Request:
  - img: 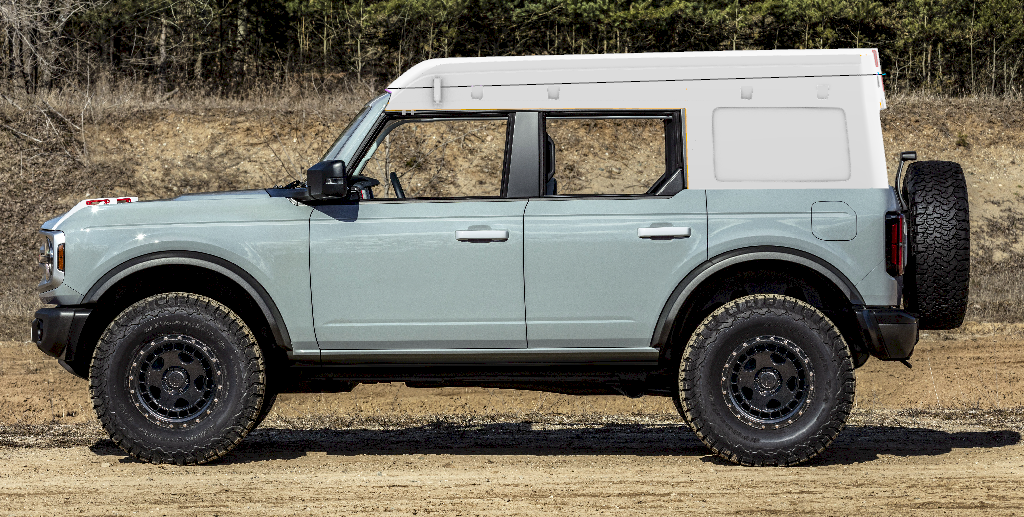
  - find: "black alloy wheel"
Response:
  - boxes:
[131,334,220,425]
[722,335,812,429]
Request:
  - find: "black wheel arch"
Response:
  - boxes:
[62,251,292,379]
[651,246,866,368]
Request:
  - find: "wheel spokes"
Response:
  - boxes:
[131,335,218,422]
[724,335,812,425]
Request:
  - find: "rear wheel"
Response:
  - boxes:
[90,293,266,465]
[678,294,855,466]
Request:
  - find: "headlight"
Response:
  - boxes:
[38,236,53,282]
[37,230,65,292]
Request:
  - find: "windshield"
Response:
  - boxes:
[320,92,390,166]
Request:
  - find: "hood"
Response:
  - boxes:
[43,190,276,231]
[173,189,271,201]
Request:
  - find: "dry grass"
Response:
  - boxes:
[969,195,1024,321]
[2,89,1024,339]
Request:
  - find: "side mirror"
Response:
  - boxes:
[306,160,348,199]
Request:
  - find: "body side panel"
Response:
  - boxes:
[309,200,529,350]
[706,188,898,307]
[523,191,708,348]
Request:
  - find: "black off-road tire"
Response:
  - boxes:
[252,389,278,429]
[902,160,970,330]
[90,293,266,465]
[678,294,855,466]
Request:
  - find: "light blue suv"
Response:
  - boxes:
[31,51,970,466]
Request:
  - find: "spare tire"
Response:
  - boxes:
[902,160,970,330]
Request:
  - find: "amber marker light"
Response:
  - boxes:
[56,243,65,272]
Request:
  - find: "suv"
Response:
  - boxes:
[31,49,970,466]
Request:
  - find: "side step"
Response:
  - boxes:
[315,347,660,367]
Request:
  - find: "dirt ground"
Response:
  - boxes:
[2,323,1024,515]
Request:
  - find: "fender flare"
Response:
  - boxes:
[650,246,865,348]
[83,251,292,350]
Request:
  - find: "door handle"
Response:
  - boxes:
[456,230,509,242]
[638,226,691,239]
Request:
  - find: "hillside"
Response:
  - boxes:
[2,93,1023,338]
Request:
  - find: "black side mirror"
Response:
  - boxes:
[306,160,348,199]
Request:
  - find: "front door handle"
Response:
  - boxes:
[456,230,509,242]
[638,226,691,239]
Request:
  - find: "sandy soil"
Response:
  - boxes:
[2,325,1024,515]
[1,414,1022,516]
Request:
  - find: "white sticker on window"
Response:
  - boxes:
[713,107,851,182]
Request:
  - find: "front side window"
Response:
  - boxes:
[543,113,683,196]
[353,117,510,199]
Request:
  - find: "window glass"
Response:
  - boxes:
[321,93,390,164]
[544,117,668,195]
[713,107,851,181]
[356,118,508,199]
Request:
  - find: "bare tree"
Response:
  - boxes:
[0,0,108,93]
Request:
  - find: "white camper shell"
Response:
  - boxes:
[385,49,889,190]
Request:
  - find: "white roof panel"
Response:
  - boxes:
[386,49,878,90]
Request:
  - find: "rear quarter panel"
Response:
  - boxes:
[706,188,899,307]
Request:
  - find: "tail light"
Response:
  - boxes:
[885,212,907,276]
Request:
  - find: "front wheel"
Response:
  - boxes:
[90,293,266,465]
[678,294,855,466]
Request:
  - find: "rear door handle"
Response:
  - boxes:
[638,226,691,239]
[456,230,509,242]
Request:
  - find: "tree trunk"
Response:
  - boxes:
[159,17,168,91]
[237,4,248,78]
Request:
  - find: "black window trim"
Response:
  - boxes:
[537,109,686,199]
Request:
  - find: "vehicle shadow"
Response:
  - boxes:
[813,425,1021,466]
[87,422,1021,466]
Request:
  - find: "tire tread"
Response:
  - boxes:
[903,160,970,330]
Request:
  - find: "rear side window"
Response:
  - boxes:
[542,113,684,196]
[712,107,851,182]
